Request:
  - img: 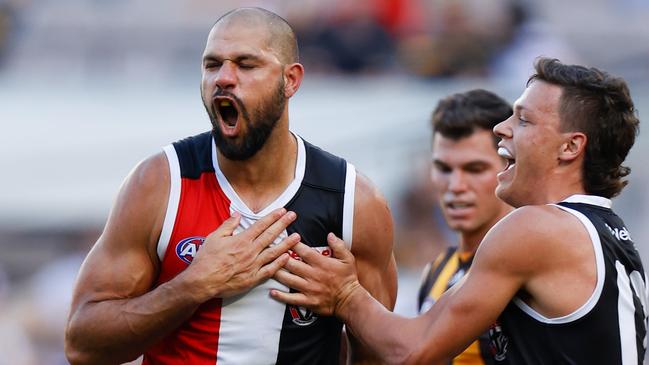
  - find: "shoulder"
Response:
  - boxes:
[475,204,587,275]
[120,152,169,201]
[103,152,170,256]
[351,172,393,255]
[353,172,391,232]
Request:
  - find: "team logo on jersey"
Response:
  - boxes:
[175,236,206,264]
[488,321,508,361]
[289,305,318,326]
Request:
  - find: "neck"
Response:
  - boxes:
[217,120,298,213]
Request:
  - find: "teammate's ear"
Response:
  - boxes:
[283,63,304,98]
[558,132,587,162]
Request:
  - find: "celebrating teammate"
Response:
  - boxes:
[273,58,646,364]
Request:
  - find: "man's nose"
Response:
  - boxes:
[448,170,468,193]
[214,61,237,90]
[493,116,512,139]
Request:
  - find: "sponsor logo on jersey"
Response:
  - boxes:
[288,246,332,261]
[175,236,206,264]
[605,223,632,241]
[289,305,318,326]
[488,321,508,361]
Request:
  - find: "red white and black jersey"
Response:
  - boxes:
[495,195,648,364]
[142,131,356,365]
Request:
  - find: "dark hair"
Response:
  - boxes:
[529,57,640,198]
[431,89,512,147]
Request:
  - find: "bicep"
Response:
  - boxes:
[70,153,169,311]
[350,173,397,310]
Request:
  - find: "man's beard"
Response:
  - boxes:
[204,77,286,161]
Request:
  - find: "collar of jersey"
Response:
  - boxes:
[211,131,306,219]
[561,194,612,209]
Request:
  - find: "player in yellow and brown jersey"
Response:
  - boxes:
[417,89,513,364]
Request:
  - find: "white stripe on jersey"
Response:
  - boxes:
[616,260,637,365]
[217,210,288,365]
[157,145,182,261]
[342,162,356,249]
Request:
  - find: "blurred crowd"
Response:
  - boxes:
[0,0,584,82]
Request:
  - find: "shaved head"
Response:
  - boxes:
[213,7,299,64]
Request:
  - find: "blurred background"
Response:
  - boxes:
[0,0,647,364]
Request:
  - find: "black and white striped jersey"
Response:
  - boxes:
[495,195,647,365]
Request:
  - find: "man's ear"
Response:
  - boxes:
[559,132,587,162]
[283,63,304,98]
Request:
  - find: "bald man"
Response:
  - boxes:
[64,7,396,365]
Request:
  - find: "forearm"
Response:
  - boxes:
[65,277,202,365]
[338,287,426,365]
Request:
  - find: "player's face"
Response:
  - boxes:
[493,80,565,207]
[200,22,287,160]
[431,130,510,235]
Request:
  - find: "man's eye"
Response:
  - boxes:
[435,165,451,173]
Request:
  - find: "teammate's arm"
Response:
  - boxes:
[346,173,398,364]
[273,207,550,364]
[65,153,300,365]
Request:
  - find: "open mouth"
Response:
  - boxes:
[215,98,240,127]
[446,202,474,209]
[497,147,516,171]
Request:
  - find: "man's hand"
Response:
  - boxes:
[271,233,362,317]
[181,208,301,301]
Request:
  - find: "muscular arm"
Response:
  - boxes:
[346,174,398,364]
[272,206,590,364]
[65,153,300,365]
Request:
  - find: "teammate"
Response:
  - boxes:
[272,58,647,364]
[418,89,513,364]
[64,7,396,365]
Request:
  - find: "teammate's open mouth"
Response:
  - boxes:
[497,147,515,171]
[447,202,474,209]
[216,98,239,127]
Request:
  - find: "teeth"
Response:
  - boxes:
[497,147,513,159]
[220,100,231,107]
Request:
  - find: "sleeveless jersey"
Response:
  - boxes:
[495,194,648,364]
[418,247,506,365]
[141,131,357,365]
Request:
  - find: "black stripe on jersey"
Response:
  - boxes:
[171,131,214,179]
[418,247,457,311]
[276,140,347,365]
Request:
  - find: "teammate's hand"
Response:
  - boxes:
[180,208,300,302]
[271,233,361,317]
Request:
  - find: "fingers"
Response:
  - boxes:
[257,233,300,264]
[212,212,242,237]
[257,253,291,281]
[239,208,289,241]
[273,267,309,290]
[291,242,325,264]
[252,211,297,250]
[269,289,310,307]
[327,233,353,261]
